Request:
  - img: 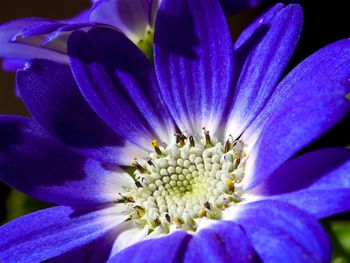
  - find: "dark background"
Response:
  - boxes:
[0,0,349,222]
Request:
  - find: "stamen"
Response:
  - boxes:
[154,218,161,226]
[133,159,145,173]
[165,213,171,223]
[234,152,241,169]
[224,138,231,153]
[152,139,163,155]
[175,217,183,227]
[189,136,195,147]
[175,133,187,147]
[175,133,181,144]
[147,159,156,167]
[204,202,211,210]
[135,181,143,188]
[134,205,145,217]
[226,179,235,191]
[202,127,213,146]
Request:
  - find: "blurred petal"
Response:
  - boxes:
[68,28,174,149]
[0,205,129,262]
[219,0,271,14]
[13,21,64,38]
[154,0,233,135]
[254,148,350,218]
[226,4,303,139]
[0,19,67,65]
[17,59,146,165]
[2,58,26,71]
[242,80,350,190]
[0,115,135,206]
[227,200,331,262]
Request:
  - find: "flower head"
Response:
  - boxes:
[0,0,350,262]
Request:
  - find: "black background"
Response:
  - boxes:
[0,0,349,222]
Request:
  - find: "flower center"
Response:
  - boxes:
[136,27,154,61]
[120,131,246,233]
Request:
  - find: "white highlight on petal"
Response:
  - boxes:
[89,0,151,43]
[111,222,148,254]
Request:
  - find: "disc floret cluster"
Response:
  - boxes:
[120,130,246,233]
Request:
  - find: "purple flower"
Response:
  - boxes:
[0,0,157,72]
[0,0,350,262]
[0,0,273,72]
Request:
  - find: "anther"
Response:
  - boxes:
[224,138,231,153]
[226,179,235,190]
[199,209,207,217]
[189,136,195,147]
[204,202,211,210]
[135,180,143,188]
[175,217,183,227]
[133,159,145,173]
[175,133,181,144]
[175,133,187,147]
[165,213,171,223]
[117,193,134,203]
[134,205,145,217]
[116,192,127,202]
[203,127,213,146]
[147,159,156,167]
[234,152,241,169]
[152,139,163,155]
[154,218,161,226]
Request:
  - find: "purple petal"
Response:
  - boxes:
[243,39,350,147]
[154,0,233,136]
[233,3,284,51]
[0,19,67,64]
[68,28,174,149]
[185,220,259,262]
[254,148,350,218]
[242,80,350,190]
[230,200,331,262]
[41,23,99,53]
[2,58,26,71]
[226,4,303,139]
[17,59,146,165]
[89,0,151,42]
[272,190,350,220]
[109,231,190,262]
[50,228,122,262]
[0,205,129,262]
[14,21,64,38]
[0,115,135,206]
